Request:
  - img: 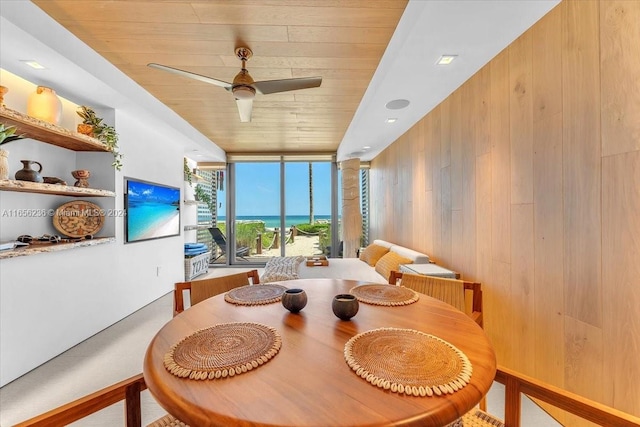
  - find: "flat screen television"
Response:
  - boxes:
[124,177,181,243]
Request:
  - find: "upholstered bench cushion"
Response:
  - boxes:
[298,258,388,283]
[388,245,430,264]
[259,241,431,284]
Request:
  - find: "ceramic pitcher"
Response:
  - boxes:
[15,160,44,183]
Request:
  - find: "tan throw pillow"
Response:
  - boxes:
[375,251,413,281]
[359,244,390,266]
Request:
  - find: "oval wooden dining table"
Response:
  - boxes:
[144,278,496,427]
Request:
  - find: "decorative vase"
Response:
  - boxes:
[77,124,94,136]
[0,149,9,180]
[15,160,43,183]
[332,294,359,320]
[281,288,307,313]
[27,86,62,125]
[71,169,90,187]
[0,85,7,107]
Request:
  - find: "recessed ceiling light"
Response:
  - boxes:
[21,60,46,69]
[386,118,398,123]
[437,55,457,65]
[385,99,410,110]
[362,146,371,150]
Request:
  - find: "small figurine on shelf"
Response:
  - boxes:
[71,169,90,187]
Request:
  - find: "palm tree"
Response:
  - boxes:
[308,162,314,224]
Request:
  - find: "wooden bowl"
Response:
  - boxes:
[71,169,90,179]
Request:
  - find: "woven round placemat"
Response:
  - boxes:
[164,322,281,380]
[344,327,472,396]
[224,284,288,305]
[349,284,419,306]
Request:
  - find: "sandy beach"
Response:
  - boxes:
[259,234,324,257]
[136,211,180,240]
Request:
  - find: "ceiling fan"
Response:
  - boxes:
[148,47,322,123]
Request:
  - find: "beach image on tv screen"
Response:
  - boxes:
[127,180,180,242]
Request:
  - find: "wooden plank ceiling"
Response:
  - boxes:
[32,0,408,155]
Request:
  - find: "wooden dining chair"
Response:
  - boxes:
[148,414,188,426]
[457,409,504,426]
[389,271,483,327]
[173,270,260,316]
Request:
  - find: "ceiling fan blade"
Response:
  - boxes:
[253,77,322,95]
[236,98,253,123]
[147,63,232,90]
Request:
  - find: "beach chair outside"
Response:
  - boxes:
[208,227,250,262]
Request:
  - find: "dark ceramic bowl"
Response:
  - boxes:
[281,288,308,313]
[332,294,359,320]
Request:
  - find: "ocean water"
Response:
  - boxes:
[218,215,332,229]
[127,202,180,241]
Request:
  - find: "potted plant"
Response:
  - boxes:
[76,106,100,136]
[76,106,123,170]
[0,123,25,180]
[194,184,215,213]
[184,158,193,186]
[0,123,24,145]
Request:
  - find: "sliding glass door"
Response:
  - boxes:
[283,162,332,258]
[222,156,337,265]
[231,162,281,263]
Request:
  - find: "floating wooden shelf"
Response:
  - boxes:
[0,108,116,260]
[0,106,109,152]
[0,237,115,260]
[0,180,115,197]
[183,200,201,206]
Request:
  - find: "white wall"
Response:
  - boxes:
[0,50,185,388]
[0,89,185,386]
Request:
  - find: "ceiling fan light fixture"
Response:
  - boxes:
[233,85,256,100]
[150,46,321,122]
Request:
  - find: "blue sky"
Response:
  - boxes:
[219,162,333,217]
[128,179,180,204]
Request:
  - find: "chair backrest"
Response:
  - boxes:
[209,227,228,247]
[174,270,260,316]
[17,366,640,427]
[389,271,483,327]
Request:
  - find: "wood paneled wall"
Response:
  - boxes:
[369,1,640,423]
